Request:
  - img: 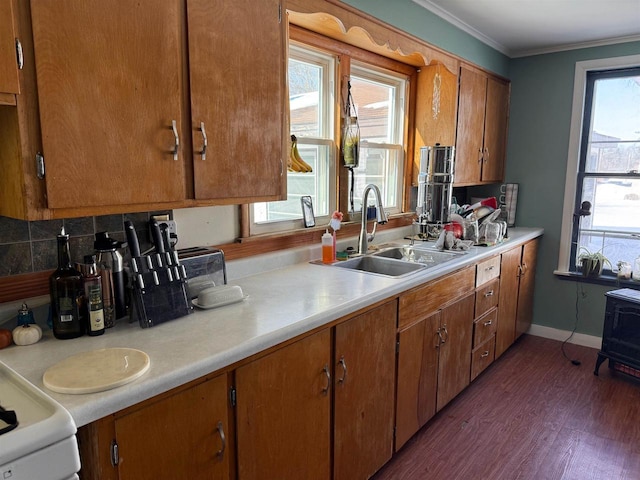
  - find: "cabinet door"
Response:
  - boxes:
[235,329,331,480]
[0,0,20,95]
[187,0,286,202]
[413,63,458,182]
[481,76,509,182]
[516,238,539,338]
[114,374,231,480]
[496,246,521,358]
[436,292,475,411]
[30,0,187,209]
[454,66,486,185]
[334,301,396,479]
[395,310,440,451]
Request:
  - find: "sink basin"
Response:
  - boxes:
[332,255,426,278]
[372,245,465,268]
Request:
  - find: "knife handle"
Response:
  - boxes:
[149,219,166,254]
[124,221,142,258]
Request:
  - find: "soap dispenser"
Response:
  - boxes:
[322,230,334,264]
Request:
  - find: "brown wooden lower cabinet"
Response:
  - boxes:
[78,373,233,480]
[235,328,332,480]
[334,300,397,480]
[395,291,475,450]
[235,300,397,480]
[496,238,539,358]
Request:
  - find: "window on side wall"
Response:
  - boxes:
[565,65,640,274]
[347,63,407,215]
[250,43,336,235]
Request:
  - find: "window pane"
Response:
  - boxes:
[586,75,640,173]
[254,143,331,223]
[580,177,640,234]
[349,76,394,143]
[289,58,321,137]
[351,146,400,211]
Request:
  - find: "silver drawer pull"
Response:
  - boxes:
[170,120,179,160]
[215,421,226,459]
[483,320,493,326]
[337,356,347,384]
[485,265,494,271]
[484,290,494,297]
[198,121,208,160]
[481,351,490,358]
[321,364,331,395]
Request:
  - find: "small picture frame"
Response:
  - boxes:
[301,195,315,228]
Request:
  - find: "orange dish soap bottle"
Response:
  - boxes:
[322,229,334,264]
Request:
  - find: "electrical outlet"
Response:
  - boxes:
[150,215,178,245]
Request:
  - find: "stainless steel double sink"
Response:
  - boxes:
[328,243,466,278]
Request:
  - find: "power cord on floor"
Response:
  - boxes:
[561,282,585,366]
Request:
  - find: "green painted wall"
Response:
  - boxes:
[341,0,510,76]
[506,42,640,336]
[344,0,640,337]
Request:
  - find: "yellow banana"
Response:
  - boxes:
[290,135,313,173]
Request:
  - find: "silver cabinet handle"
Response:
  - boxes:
[478,148,483,163]
[481,351,490,358]
[215,421,226,459]
[484,147,489,163]
[337,356,347,384]
[486,265,494,271]
[321,364,331,395]
[440,325,449,344]
[198,121,208,161]
[484,290,494,297]
[170,120,179,160]
[15,38,24,69]
[483,320,493,327]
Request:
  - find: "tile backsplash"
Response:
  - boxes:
[0,212,167,277]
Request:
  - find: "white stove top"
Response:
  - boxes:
[0,361,79,479]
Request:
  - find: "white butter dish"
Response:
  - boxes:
[193,285,247,309]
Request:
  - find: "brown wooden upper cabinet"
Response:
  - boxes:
[187,0,287,202]
[0,0,20,98]
[454,65,510,186]
[7,0,286,215]
[412,62,459,183]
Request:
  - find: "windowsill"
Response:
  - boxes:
[554,270,640,290]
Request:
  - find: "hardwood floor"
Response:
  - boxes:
[373,334,640,480]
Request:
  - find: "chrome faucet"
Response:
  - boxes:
[358,184,388,255]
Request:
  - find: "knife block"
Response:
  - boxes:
[129,253,193,328]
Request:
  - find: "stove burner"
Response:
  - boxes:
[0,405,18,436]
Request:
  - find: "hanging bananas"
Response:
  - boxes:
[288,134,313,173]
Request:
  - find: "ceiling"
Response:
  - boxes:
[413,0,640,58]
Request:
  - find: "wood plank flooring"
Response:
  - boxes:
[373,334,640,480]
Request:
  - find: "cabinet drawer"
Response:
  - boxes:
[473,307,497,347]
[399,266,475,329]
[471,335,496,381]
[476,256,500,287]
[475,278,499,317]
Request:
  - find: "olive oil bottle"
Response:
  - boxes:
[50,227,85,339]
[82,255,105,336]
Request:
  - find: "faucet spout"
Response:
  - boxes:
[358,184,387,255]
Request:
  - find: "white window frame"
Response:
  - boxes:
[250,43,336,235]
[557,53,640,273]
[348,62,408,214]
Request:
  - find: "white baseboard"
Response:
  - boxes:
[527,324,602,349]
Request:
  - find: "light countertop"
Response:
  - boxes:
[0,227,542,427]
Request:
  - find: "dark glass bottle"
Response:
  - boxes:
[83,255,105,336]
[50,227,85,339]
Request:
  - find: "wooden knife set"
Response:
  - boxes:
[124,220,192,328]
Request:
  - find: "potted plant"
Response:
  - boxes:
[578,247,611,277]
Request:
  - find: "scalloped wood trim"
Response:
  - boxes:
[287,0,458,73]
